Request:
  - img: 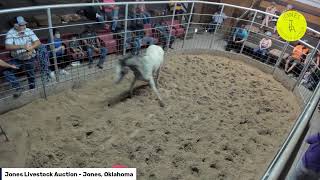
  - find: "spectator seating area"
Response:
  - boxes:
[0,18,186,94]
[0,21,186,65]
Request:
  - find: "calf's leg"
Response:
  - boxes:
[149,78,164,107]
[129,77,137,97]
[155,67,161,87]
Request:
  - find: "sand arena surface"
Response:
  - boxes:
[0,54,299,180]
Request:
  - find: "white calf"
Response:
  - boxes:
[115,45,165,107]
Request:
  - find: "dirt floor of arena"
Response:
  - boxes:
[0,54,300,180]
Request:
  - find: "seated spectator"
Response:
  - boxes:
[81,1,105,29]
[129,2,137,20]
[154,21,176,49]
[288,132,320,180]
[123,26,139,55]
[69,35,85,62]
[225,24,248,53]
[123,24,153,55]
[81,26,108,69]
[208,9,227,33]
[169,0,185,21]
[253,31,272,59]
[3,16,41,97]
[131,24,154,55]
[48,29,69,78]
[285,42,309,74]
[136,0,151,24]
[260,2,277,29]
[100,0,119,33]
[301,51,320,86]
[95,7,106,29]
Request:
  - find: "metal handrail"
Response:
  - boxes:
[0,0,317,35]
[0,1,319,180]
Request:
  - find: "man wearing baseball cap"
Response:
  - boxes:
[3,16,41,97]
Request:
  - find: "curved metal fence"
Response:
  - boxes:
[0,1,319,179]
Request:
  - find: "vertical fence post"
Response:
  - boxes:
[293,40,320,90]
[123,3,129,55]
[167,2,177,50]
[210,4,225,49]
[239,11,257,54]
[40,59,48,99]
[182,2,195,49]
[47,8,59,82]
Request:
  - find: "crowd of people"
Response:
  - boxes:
[0,0,180,98]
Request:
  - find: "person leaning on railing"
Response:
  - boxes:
[225,24,248,53]
[285,42,309,74]
[3,16,41,98]
[287,132,320,180]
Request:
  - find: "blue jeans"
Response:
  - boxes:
[138,12,151,24]
[3,58,36,90]
[142,36,154,46]
[106,9,119,31]
[129,37,155,55]
[128,38,141,55]
[161,33,175,48]
[87,47,108,66]
[253,48,268,56]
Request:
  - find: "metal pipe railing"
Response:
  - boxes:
[240,11,257,54]
[182,2,195,48]
[0,1,319,180]
[210,4,225,49]
[167,2,177,50]
[123,4,128,56]
[47,8,59,82]
[261,73,320,179]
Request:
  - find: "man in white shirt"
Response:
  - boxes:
[208,9,227,33]
[3,16,41,97]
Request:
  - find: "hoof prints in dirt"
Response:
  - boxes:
[0,54,299,180]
